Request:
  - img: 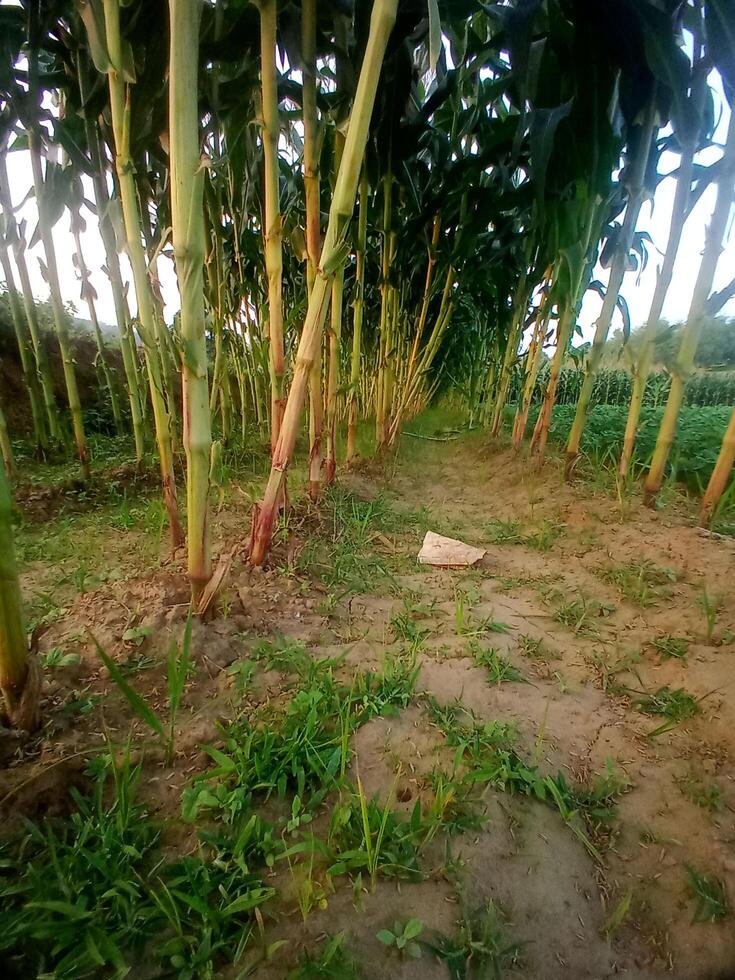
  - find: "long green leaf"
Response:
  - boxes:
[92,637,164,738]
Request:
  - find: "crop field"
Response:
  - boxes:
[3,427,735,980]
[1,2,735,980]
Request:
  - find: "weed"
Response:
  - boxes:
[599,560,675,607]
[651,635,689,661]
[485,519,523,545]
[517,634,557,663]
[587,647,641,693]
[602,889,634,939]
[94,614,193,765]
[377,919,424,958]
[41,645,80,669]
[61,689,102,716]
[427,699,630,858]
[676,771,722,812]
[698,587,722,644]
[182,655,418,824]
[686,866,730,923]
[634,686,700,737]
[555,596,613,637]
[121,623,154,647]
[525,518,565,552]
[153,817,278,976]
[289,933,361,979]
[391,600,432,651]
[227,658,256,695]
[485,517,564,552]
[327,776,422,887]
[470,642,525,685]
[424,899,522,978]
[0,755,160,977]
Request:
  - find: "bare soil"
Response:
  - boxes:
[3,432,735,979]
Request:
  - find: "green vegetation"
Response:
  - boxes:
[599,559,676,607]
[686,866,731,923]
[0,2,734,977]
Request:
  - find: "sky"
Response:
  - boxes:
[2,74,734,344]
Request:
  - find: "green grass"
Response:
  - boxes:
[651,635,689,661]
[469,642,525,685]
[599,559,676,607]
[485,517,564,551]
[423,898,522,977]
[182,651,419,825]
[634,686,700,736]
[525,403,734,501]
[554,595,613,637]
[676,770,722,812]
[0,755,161,977]
[686,866,731,923]
[291,486,420,595]
[289,933,361,979]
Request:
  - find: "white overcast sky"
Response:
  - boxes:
[2,65,734,342]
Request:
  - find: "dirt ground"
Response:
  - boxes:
[3,431,735,979]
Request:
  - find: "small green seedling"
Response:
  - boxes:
[94,614,193,765]
[634,686,700,737]
[41,646,81,669]
[687,865,730,923]
[377,919,423,958]
[651,635,689,661]
[698,587,722,644]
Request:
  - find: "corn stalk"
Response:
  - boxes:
[644,110,735,506]
[250,0,399,565]
[565,99,657,474]
[346,168,368,465]
[302,0,323,499]
[0,461,39,731]
[0,241,46,451]
[88,0,183,546]
[0,155,62,444]
[258,0,285,454]
[700,406,735,526]
[169,0,211,601]
[619,66,707,478]
[78,50,146,460]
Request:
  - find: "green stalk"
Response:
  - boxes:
[29,134,90,479]
[0,154,61,444]
[250,0,399,565]
[258,0,285,454]
[346,168,368,465]
[375,170,393,451]
[619,66,706,477]
[531,198,603,464]
[0,462,39,730]
[644,110,735,506]
[490,260,531,436]
[78,51,145,460]
[512,296,551,449]
[302,0,323,499]
[169,0,211,601]
[0,401,13,477]
[700,406,735,526]
[388,265,454,441]
[98,0,183,547]
[70,213,124,434]
[325,129,346,484]
[27,3,89,479]
[565,100,657,474]
[0,245,46,450]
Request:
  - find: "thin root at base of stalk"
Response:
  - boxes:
[1,656,41,733]
[564,452,581,482]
